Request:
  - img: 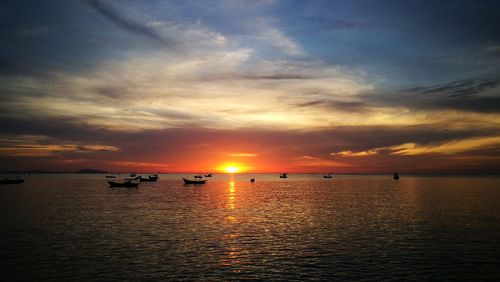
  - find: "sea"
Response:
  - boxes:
[1,173,499,280]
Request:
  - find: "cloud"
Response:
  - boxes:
[238,74,309,80]
[331,136,500,157]
[324,100,373,113]
[258,25,303,56]
[298,17,362,32]
[84,0,173,46]
[111,161,170,169]
[0,50,374,131]
[293,100,325,107]
[296,155,319,160]
[145,20,228,51]
[228,153,258,157]
[292,99,373,113]
[236,17,305,56]
[485,45,500,59]
[386,137,500,156]
[0,134,119,157]
[292,158,354,169]
[331,150,378,157]
[1,113,499,173]
[405,79,498,98]
[365,78,500,113]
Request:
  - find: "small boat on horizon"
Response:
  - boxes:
[108,180,139,188]
[323,172,333,178]
[194,175,203,179]
[0,177,24,185]
[204,173,213,177]
[182,177,207,184]
[280,173,288,178]
[105,175,116,179]
[393,172,400,180]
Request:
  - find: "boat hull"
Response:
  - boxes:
[182,178,207,184]
[0,178,24,185]
[107,180,139,188]
[139,177,157,182]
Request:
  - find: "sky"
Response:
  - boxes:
[0,0,499,173]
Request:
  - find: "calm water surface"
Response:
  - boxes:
[1,174,500,280]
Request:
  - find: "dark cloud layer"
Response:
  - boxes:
[405,79,498,98]
[366,78,500,113]
[83,0,172,46]
[292,99,373,113]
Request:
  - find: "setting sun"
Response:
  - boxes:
[224,166,240,173]
[217,162,247,173]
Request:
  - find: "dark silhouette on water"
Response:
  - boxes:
[182,178,207,184]
[125,176,141,181]
[250,178,255,183]
[280,173,288,178]
[204,173,213,177]
[393,172,399,180]
[138,175,158,182]
[107,180,139,188]
[324,172,333,178]
[0,177,24,185]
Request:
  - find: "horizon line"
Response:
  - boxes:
[2,170,500,176]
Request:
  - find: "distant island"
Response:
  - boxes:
[75,169,108,174]
[3,168,109,174]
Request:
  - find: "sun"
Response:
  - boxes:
[217,162,248,173]
[224,166,240,173]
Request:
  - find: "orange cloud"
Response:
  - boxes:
[330,150,378,157]
[227,153,258,157]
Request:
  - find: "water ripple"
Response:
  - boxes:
[0,174,499,280]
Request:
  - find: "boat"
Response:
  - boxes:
[393,172,399,180]
[107,180,139,188]
[105,175,116,179]
[0,178,24,185]
[138,175,158,182]
[182,178,207,184]
[125,176,141,181]
[250,178,255,183]
[130,172,136,177]
[279,173,288,178]
[194,175,203,179]
[204,173,213,177]
[323,172,333,178]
